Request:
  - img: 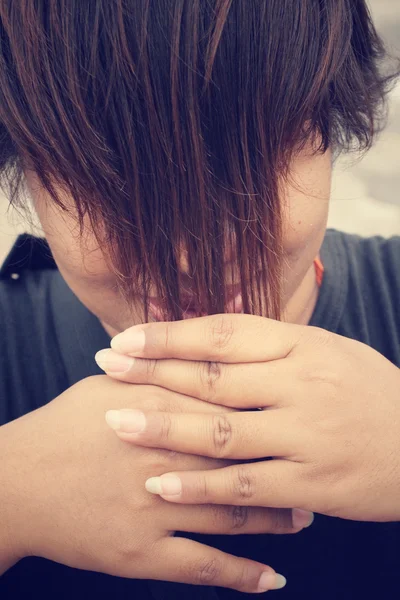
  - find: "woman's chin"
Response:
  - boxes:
[149,292,244,322]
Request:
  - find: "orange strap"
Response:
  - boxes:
[314,257,325,288]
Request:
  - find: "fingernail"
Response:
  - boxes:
[292,509,314,529]
[111,328,146,354]
[95,349,134,373]
[145,475,182,496]
[258,572,287,592]
[105,409,146,433]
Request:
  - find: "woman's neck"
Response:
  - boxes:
[282,262,319,326]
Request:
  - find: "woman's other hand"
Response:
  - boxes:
[100,314,400,522]
[0,375,309,593]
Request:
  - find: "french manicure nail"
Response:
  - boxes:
[111,328,146,354]
[95,349,134,373]
[105,409,146,433]
[145,475,182,496]
[292,509,314,529]
[258,572,287,592]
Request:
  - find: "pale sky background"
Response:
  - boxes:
[329,0,400,238]
[0,0,399,264]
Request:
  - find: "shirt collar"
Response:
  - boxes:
[0,234,56,279]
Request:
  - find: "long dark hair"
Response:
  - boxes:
[0,1,398,321]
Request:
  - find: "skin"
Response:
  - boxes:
[97,313,400,523]
[0,375,306,592]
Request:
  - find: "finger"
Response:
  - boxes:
[118,383,233,416]
[96,351,292,408]
[145,460,305,508]
[105,409,299,459]
[152,537,287,593]
[172,503,314,535]
[110,313,303,362]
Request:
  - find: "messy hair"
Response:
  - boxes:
[0,0,399,321]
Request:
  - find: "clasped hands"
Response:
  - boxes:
[96,314,400,523]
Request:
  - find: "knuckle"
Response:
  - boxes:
[232,563,254,592]
[144,359,158,378]
[159,412,173,441]
[229,505,249,530]
[210,415,233,457]
[199,361,222,401]
[208,315,235,358]
[232,467,255,500]
[194,557,222,585]
[163,322,172,355]
[212,505,249,532]
[197,474,209,500]
[298,363,340,389]
[116,537,144,566]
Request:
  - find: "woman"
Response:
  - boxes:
[0,1,399,598]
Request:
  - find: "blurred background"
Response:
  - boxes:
[0,0,399,264]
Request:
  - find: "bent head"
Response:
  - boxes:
[0,1,398,333]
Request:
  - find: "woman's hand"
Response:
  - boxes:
[0,375,306,593]
[97,314,400,522]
